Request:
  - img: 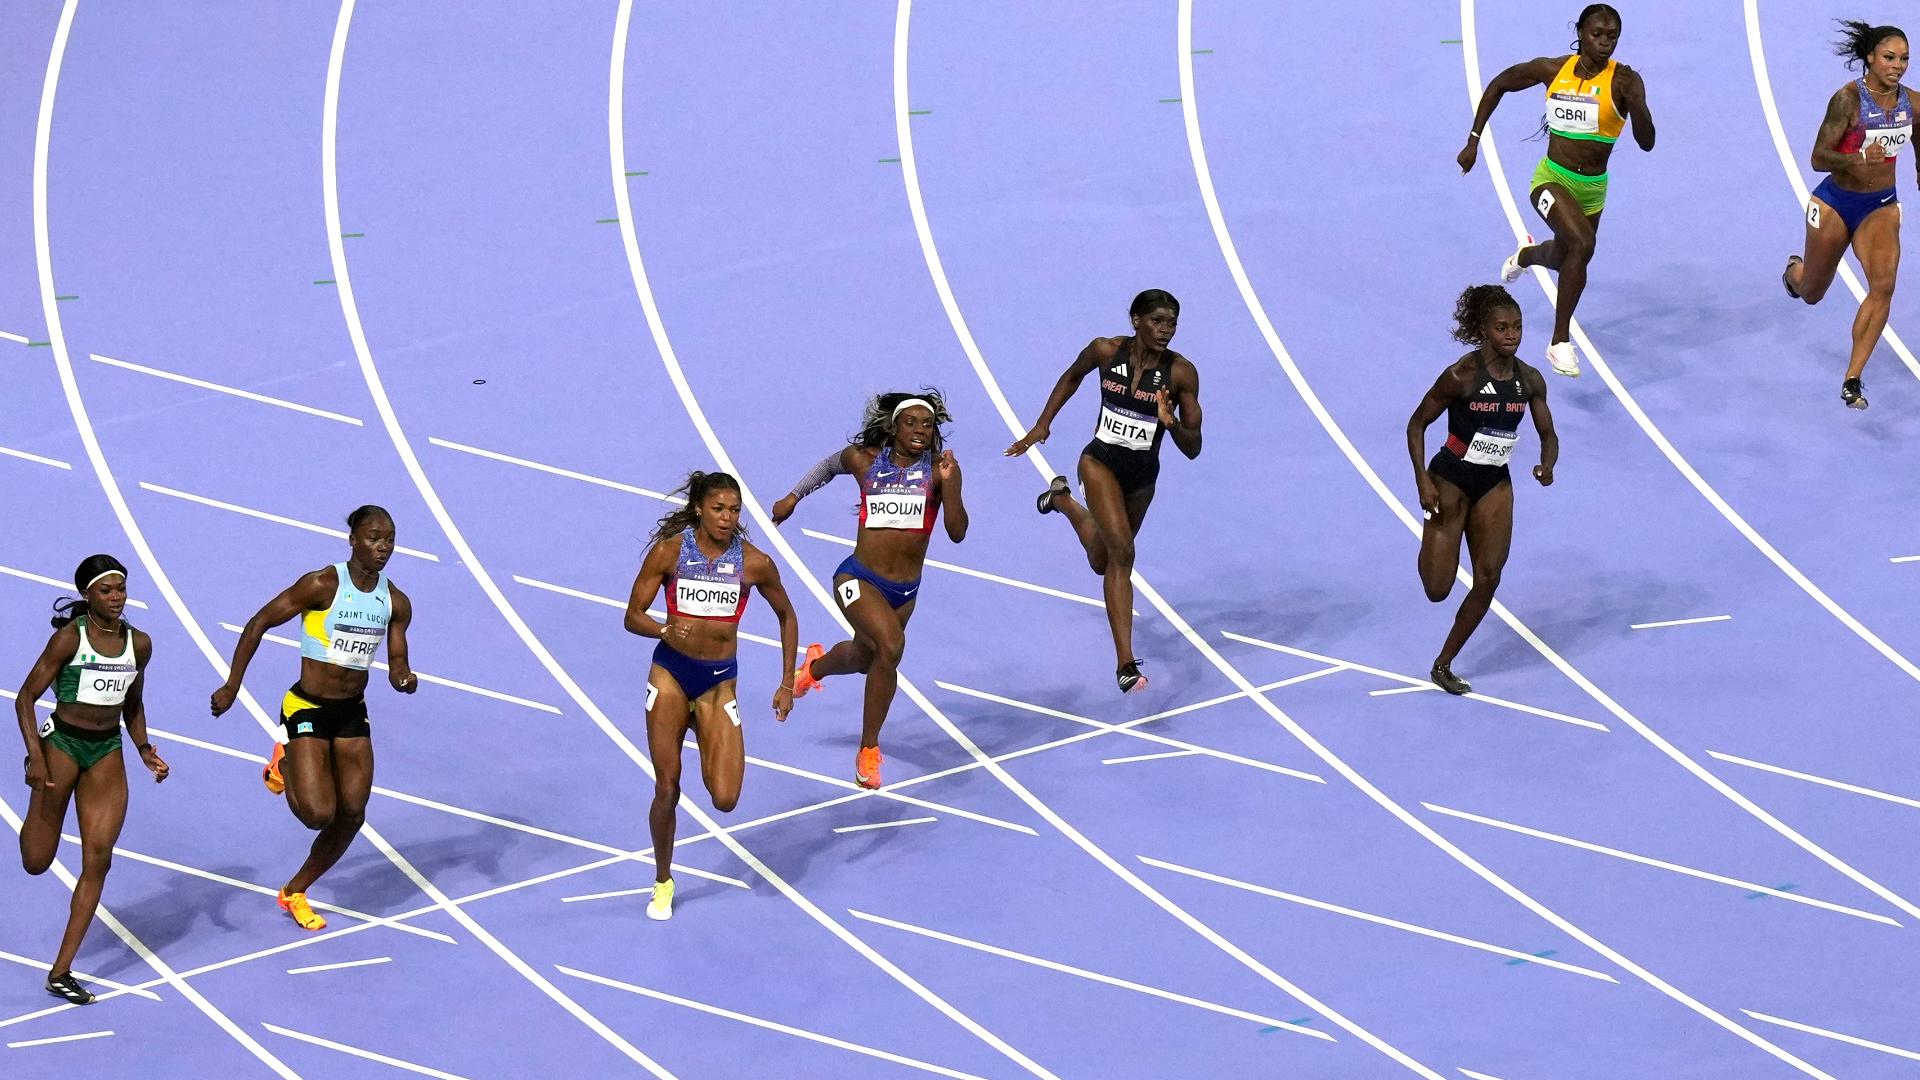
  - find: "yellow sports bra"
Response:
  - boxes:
[1544,56,1624,143]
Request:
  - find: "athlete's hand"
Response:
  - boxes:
[1156,387,1179,429]
[209,683,237,717]
[23,754,52,791]
[1417,475,1441,517]
[1005,424,1049,456]
[664,621,693,646]
[772,685,793,722]
[1864,142,1889,165]
[390,667,419,694]
[1533,463,1555,487]
[770,494,798,524]
[935,449,961,483]
[1457,139,1480,174]
[140,745,170,783]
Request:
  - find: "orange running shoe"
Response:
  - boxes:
[262,742,286,796]
[855,745,883,790]
[277,889,326,931]
[792,643,826,698]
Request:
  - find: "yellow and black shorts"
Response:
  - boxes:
[281,683,370,741]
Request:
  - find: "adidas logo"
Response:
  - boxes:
[1110,363,1127,375]
[1479,382,1497,395]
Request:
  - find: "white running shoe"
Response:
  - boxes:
[1501,234,1532,284]
[1546,341,1581,378]
[646,878,674,921]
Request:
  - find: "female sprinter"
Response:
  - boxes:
[1409,286,1558,695]
[1459,4,1655,378]
[211,505,416,932]
[15,555,168,1003]
[1004,289,1202,694]
[624,471,798,921]
[771,391,968,789]
[1782,20,1911,409]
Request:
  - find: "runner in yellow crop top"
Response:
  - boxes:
[1458,4,1655,379]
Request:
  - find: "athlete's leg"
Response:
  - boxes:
[19,745,79,876]
[834,580,912,749]
[1418,473,1472,604]
[689,684,744,814]
[1436,481,1515,668]
[1787,197,1853,304]
[645,670,693,883]
[1051,454,1112,574]
[49,751,127,978]
[1079,454,1144,668]
[1522,182,1600,345]
[1846,205,1902,379]
[283,733,338,831]
[284,736,371,896]
[808,574,880,681]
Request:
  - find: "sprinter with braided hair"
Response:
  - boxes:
[1408,286,1558,695]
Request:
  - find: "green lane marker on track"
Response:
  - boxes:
[341,232,363,238]
[1744,882,1797,900]
[1441,38,1463,44]
[312,279,335,285]
[27,341,50,347]
[1191,48,1214,54]
[54,295,77,301]
[625,170,648,176]
[878,157,901,163]
[595,218,620,224]
[1159,97,1182,103]
[1504,949,1558,966]
[909,109,931,115]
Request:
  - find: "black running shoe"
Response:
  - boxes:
[1430,662,1470,696]
[1036,476,1070,515]
[1842,377,1868,409]
[1117,659,1149,694]
[1782,256,1803,299]
[45,971,94,1005]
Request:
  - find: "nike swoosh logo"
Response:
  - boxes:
[711,669,727,676]
[1884,195,1897,204]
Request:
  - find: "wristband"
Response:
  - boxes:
[1466,131,1481,141]
[136,742,153,754]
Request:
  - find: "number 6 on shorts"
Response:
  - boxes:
[836,578,862,607]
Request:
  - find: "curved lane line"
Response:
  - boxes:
[1457,0,1920,922]
[1744,0,1920,380]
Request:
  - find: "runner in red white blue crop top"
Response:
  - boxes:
[626,471,798,921]
[1781,20,1912,410]
[1407,285,1558,698]
[1006,289,1203,696]
[771,390,969,791]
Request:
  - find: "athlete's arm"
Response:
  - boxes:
[935,450,968,542]
[1810,87,1868,173]
[121,631,168,782]
[1005,338,1111,456]
[1161,358,1203,459]
[1617,65,1655,151]
[16,623,78,790]
[1459,57,1560,173]
[623,540,675,640]
[212,569,334,717]
[746,546,798,721]
[385,585,418,694]
[1407,364,1469,515]
[771,446,861,523]
[1525,366,1558,486]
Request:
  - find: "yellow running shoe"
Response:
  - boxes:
[792,643,826,698]
[277,889,326,931]
[855,745,883,790]
[646,878,675,922]
[262,742,287,796]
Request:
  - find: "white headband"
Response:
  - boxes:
[890,397,935,424]
[82,570,125,592]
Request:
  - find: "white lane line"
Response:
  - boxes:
[286,957,391,976]
[833,817,938,834]
[0,951,159,1001]
[33,4,303,1073]
[1458,1070,1508,1080]
[847,910,1332,1040]
[89,353,364,426]
[0,444,71,469]
[555,965,993,1080]
[0,329,29,344]
[1742,1010,1920,1063]
[696,740,1035,835]
[428,437,682,502]
[138,482,439,561]
[509,576,783,648]
[1139,857,1616,983]
[1221,633,1607,733]
[1708,751,1920,811]
[800,528,1128,612]
[1744,0,1920,379]
[0,564,149,608]
[1629,615,1733,631]
[1463,0,1920,942]
[0,689,53,711]
[1890,554,1920,564]
[7,1030,113,1049]
[216,624,560,714]
[897,5,1413,1069]
[1101,749,1199,766]
[57,833,455,944]
[1422,803,1897,926]
[1369,685,1434,698]
[938,681,1325,784]
[263,1023,471,1079]
[1130,664,1350,722]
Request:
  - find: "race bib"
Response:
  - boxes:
[1094,404,1157,451]
[75,660,137,706]
[673,578,742,618]
[837,579,862,607]
[863,492,927,530]
[1866,122,1912,161]
[1547,92,1600,135]
[1463,428,1519,467]
[326,623,384,670]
